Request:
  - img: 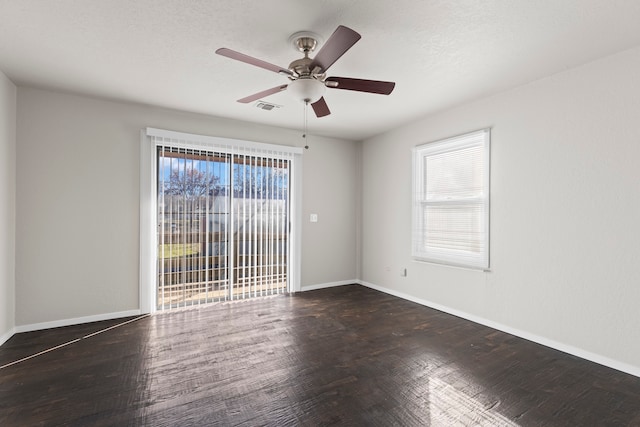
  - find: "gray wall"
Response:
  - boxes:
[15,88,358,327]
[0,70,16,344]
[360,46,640,375]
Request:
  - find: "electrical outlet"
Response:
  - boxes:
[310,214,318,223]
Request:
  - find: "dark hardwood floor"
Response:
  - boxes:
[1,285,639,426]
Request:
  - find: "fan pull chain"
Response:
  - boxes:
[303,100,309,150]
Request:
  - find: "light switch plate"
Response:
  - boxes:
[310,214,318,222]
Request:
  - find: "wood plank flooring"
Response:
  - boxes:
[1,285,639,426]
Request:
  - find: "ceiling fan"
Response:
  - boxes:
[215,25,395,118]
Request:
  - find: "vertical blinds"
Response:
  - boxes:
[150,130,298,310]
[412,129,490,270]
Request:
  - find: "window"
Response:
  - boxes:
[412,129,490,270]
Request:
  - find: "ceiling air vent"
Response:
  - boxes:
[255,101,281,111]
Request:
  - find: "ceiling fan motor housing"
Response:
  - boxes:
[288,57,314,77]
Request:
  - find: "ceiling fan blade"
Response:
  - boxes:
[325,77,395,95]
[237,84,288,104]
[309,25,361,73]
[311,97,331,117]
[216,48,293,76]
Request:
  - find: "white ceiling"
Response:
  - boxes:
[2,0,640,141]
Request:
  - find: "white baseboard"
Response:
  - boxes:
[300,280,356,292]
[358,280,640,379]
[0,327,16,347]
[14,309,142,334]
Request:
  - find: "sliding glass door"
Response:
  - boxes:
[155,145,291,310]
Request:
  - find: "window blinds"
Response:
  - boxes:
[412,129,490,270]
[148,128,300,310]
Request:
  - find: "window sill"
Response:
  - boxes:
[412,257,490,272]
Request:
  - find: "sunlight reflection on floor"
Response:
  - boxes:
[429,377,519,426]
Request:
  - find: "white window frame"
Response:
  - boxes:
[139,128,304,314]
[412,129,490,270]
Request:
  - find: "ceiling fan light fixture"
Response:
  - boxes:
[287,78,326,103]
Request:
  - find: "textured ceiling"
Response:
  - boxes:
[2,0,640,141]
